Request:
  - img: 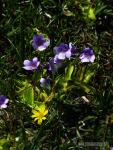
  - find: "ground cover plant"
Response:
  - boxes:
[0,0,113,149]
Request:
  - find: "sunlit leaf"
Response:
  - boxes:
[65,65,74,81]
[17,81,34,106]
[88,8,96,20]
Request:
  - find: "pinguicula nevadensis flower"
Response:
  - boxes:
[54,43,76,60]
[23,57,40,70]
[31,104,48,125]
[47,57,62,73]
[80,48,95,63]
[32,34,50,51]
[110,147,113,150]
[0,95,9,109]
[40,77,51,89]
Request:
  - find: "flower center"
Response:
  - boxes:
[31,62,37,68]
[38,111,44,119]
[36,37,45,46]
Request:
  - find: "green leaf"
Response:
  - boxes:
[74,81,95,94]
[58,78,68,91]
[17,81,34,107]
[83,71,95,83]
[76,129,82,139]
[88,8,96,20]
[0,139,9,150]
[65,64,74,81]
[22,85,34,106]
[79,65,86,81]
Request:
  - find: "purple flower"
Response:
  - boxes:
[0,95,9,109]
[70,43,77,55]
[47,57,62,72]
[23,57,40,70]
[40,77,51,89]
[110,147,113,150]
[54,55,63,64]
[32,34,50,51]
[80,48,95,63]
[54,43,76,60]
[54,43,69,54]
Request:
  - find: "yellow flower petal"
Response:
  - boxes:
[38,104,45,113]
[31,105,48,125]
[34,118,38,122]
[32,109,38,114]
[38,119,42,125]
[42,117,46,120]
[44,109,48,116]
[31,114,36,118]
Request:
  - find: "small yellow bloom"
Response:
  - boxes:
[31,104,48,125]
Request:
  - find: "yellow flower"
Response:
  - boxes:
[31,104,48,125]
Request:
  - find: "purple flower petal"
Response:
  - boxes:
[53,46,59,54]
[32,34,50,51]
[1,104,7,108]
[40,77,51,89]
[47,57,62,73]
[69,43,77,55]
[53,43,69,54]
[23,57,40,71]
[4,99,9,104]
[110,147,113,150]
[80,57,90,63]
[23,66,33,70]
[54,43,76,60]
[65,50,71,59]
[23,60,31,66]
[58,52,66,60]
[32,57,38,62]
[44,40,50,47]
[32,58,40,67]
[0,95,9,109]
[38,45,47,51]
[80,48,95,63]
[54,55,62,64]
[89,55,95,62]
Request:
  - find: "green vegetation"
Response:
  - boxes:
[0,0,113,149]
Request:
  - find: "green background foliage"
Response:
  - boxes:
[0,0,113,149]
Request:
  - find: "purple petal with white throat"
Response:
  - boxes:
[90,55,95,62]
[65,50,71,59]
[23,60,31,66]
[58,52,66,60]
[23,66,33,70]
[38,45,47,51]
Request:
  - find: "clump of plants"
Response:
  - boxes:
[0,0,113,149]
